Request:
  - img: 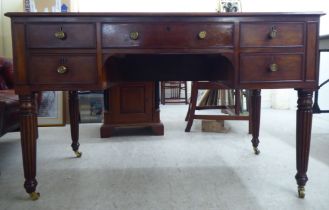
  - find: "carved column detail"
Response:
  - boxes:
[295,89,313,198]
[19,94,38,195]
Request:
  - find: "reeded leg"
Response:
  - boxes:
[250,89,261,155]
[19,94,40,200]
[69,91,81,158]
[295,89,313,198]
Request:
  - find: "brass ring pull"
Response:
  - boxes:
[198,30,207,39]
[130,32,139,40]
[54,31,66,40]
[269,26,277,39]
[57,65,68,74]
[269,63,278,72]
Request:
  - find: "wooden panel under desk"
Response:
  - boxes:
[105,82,154,124]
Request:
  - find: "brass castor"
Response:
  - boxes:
[253,147,260,155]
[298,186,305,198]
[29,192,40,200]
[74,150,82,158]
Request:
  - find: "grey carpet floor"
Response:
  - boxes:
[0,105,328,210]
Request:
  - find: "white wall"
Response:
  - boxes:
[75,0,328,34]
[74,0,217,13]
[0,0,3,55]
[0,0,23,58]
[318,49,329,110]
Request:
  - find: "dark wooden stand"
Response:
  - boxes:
[100,82,164,137]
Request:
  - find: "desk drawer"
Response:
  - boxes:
[240,54,303,83]
[240,22,304,47]
[28,55,98,85]
[102,23,234,48]
[27,24,96,48]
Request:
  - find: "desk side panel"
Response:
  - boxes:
[305,21,319,83]
[11,23,28,86]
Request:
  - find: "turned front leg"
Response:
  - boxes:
[250,89,261,155]
[69,91,81,158]
[19,94,40,200]
[295,89,313,198]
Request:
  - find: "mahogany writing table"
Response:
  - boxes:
[5,12,323,200]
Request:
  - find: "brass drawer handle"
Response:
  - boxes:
[54,30,66,40]
[130,32,139,40]
[269,63,278,72]
[198,30,207,39]
[57,65,68,74]
[54,31,66,40]
[269,26,277,39]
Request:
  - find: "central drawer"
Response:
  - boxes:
[102,23,234,48]
[28,55,98,85]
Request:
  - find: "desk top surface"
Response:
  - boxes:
[5,11,325,18]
